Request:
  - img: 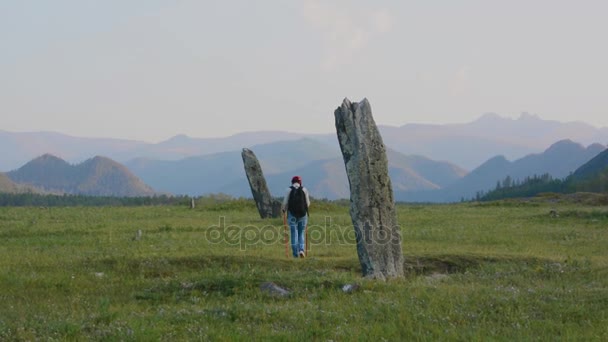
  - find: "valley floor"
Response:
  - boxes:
[1,201,607,340]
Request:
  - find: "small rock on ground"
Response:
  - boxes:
[260,282,290,297]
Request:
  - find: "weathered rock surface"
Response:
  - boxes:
[334,98,404,279]
[241,148,281,218]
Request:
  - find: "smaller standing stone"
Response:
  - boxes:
[190,198,196,209]
[242,148,280,218]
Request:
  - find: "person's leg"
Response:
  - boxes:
[288,213,298,258]
[297,215,308,255]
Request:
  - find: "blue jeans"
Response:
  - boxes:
[287,212,307,257]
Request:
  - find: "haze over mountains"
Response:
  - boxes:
[2,113,608,172]
[2,113,607,202]
[181,145,468,200]
[126,138,605,201]
[6,138,603,202]
[382,113,608,169]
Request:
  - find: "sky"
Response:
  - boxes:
[1,0,607,142]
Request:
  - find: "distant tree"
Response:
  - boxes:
[502,175,513,189]
[481,173,564,201]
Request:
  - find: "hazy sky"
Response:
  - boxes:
[2,0,607,142]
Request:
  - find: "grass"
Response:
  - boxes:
[1,201,608,340]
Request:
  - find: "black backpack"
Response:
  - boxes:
[288,186,308,218]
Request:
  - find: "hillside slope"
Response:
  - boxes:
[403,140,605,202]
[7,154,76,192]
[8,154,156,197]
[570,148,608,181]
[0,173,20,193]
[568,148,608,193]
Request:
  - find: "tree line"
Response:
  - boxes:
[0,193,192,207]
[478,169,608,201]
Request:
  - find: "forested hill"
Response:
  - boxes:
[7,154,156,197]
[480,148,608,201]
[570,148,608,181]
[568,148,608,193]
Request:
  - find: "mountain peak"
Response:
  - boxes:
[80,156,125,171]
[517,112,542,121]
[18,154,71,171]
[157,134,194,146]
[543,139,585,157]
[88,155,114,164]
[484,155,510,165]
[546,138,579,149]
[474,112,504,122]
[587,143,606,154]
[34,153,67,163]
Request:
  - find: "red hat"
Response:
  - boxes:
[291,176,302,184]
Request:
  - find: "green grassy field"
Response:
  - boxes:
[1,199,608,340]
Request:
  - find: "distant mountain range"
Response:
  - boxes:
[403,140,606,202]
[7,154,156,197]
[218,148,468,200]
[2,138,605,202]
[2,113,607,201]
[123,138,604,201]
[380,113,608,169]
[0,129,314,172]
[3,113,608,172]
[480,145,608,200]
[125,139,340,196]
[126,139,467,199]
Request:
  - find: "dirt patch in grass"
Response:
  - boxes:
[403,254,549,276]
[404,254,485,275]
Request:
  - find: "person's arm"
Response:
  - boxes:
[304,188,311,207]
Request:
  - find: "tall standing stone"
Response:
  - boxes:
[334,98,404,279]
[241,148,281,219]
